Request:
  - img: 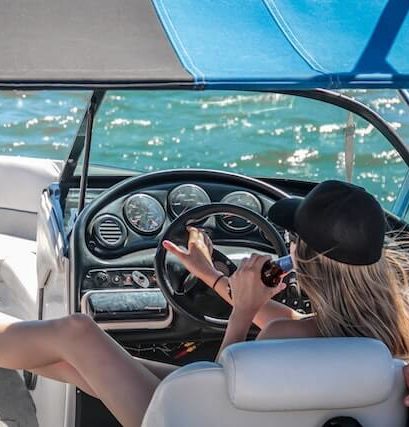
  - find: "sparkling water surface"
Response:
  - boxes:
[0,90,407,211]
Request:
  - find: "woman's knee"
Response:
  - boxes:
[60,314,98,340]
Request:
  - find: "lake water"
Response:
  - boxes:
[0,89,407,211]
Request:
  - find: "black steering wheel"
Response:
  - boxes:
[72,170,291,326]
[155,203,287,328]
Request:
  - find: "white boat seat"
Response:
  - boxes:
[0,251,37,320]
[0,234,37,319]
[0,234,36,263]
[0,156,63,240]
[142,338,407,427]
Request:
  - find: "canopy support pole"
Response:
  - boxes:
[394,89,409,218]
[398,89,409,108]
[78,91,101,213]
[60,89,105,184]
[344,112,355,183]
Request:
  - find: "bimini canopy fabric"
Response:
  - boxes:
[1,0,408,89]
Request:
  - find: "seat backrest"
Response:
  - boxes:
[0,155,63,239]
[142,338,407,427]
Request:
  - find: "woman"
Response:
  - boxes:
[0,179,408,426]
[165,179,409,357]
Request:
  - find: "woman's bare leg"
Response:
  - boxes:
[0,314,161,427]
[30,357,178,397]
[134,357,178,380]
[29,361,97,397]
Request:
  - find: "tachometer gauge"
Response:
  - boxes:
[219,191,262,232]
[124,194,165,234]
[168,184,211,217]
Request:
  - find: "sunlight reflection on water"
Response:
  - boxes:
[0,89,407,210]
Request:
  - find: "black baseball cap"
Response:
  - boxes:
[269,180,386,265]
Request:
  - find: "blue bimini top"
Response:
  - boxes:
[0,0,408,89]
[153,0,409,89]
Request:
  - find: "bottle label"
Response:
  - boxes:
[276,255,293,272]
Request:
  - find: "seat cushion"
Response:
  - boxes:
[0,156,63,240]
[0,234,36,263]
[220,338,395,411]
[0,156,62,213]
[0,235,37,320]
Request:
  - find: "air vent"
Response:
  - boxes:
[94,215,126,249]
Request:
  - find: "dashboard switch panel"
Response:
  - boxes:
[83,268,156,291]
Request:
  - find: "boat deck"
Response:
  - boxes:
[0,368,37,427]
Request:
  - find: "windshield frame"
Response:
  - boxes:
[58,88,409,215]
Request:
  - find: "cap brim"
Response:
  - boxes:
[268,197,303,232]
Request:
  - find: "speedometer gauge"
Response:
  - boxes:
[168,184,211,217]
[219,191,262,232]
[124,194,165,234]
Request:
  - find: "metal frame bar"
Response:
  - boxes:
[393,89,409,217]
[59,89,105,184]
[393,172,409,218]
[398,89,409,106]
[77,91,104,213]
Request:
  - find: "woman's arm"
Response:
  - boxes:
[163,228,301,329]
[197,272,302,328]
[216,254,287,359]
[216,308,254,360]
[256,316,317,340]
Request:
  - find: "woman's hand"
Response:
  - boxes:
[162,227,222,284]
[229,254,287,319]
[216,254,287,359]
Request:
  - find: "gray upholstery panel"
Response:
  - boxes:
[220,338,394,411]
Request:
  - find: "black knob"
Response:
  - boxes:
[94,272,109,287]
[288,284,299,298]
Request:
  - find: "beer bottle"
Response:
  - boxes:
[261,255,293,288]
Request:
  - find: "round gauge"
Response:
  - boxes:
[124,194,165,234]
[219,191,262,232]
[168,184,211,217]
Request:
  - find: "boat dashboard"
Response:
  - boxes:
[86,182,280,259]
[68,171,313,341]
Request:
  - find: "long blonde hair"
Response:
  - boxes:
[294,237,409,357]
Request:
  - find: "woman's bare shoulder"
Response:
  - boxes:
[256,316,318,341]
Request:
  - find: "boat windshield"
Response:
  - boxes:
[0,90,91,160]
[0,89,406,211]
[83,90,408,210]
